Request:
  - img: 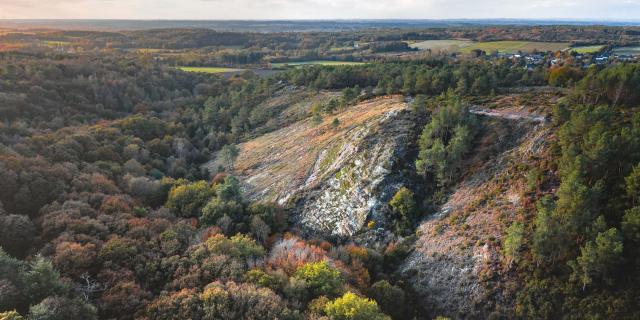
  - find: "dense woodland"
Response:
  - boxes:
[1,27,640,320]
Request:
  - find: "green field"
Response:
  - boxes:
[272,60,365,68]
[135,48,171,54]
[407,39,473,51]
[460,41,569,54]
[329,46,356,52]
[43,41,72,46]
[177,66,245,74]
[612,46,640,56]
[570,45,605,54]
[410,39,569,54]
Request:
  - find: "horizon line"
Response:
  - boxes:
[2,18,640,22]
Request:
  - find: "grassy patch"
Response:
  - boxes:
[460,41,569,54]
[336,163,356,194]
[319,143,342,174]
[329,46,356,52]
[43,41,72,46]
[176,66,245,74]
[272,61,364,68]
[408,39,473,51]
[570,45,605,54]
[220,45,245,50]
[135,48,169,54]
[410,40,568,53]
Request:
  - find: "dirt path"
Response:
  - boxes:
[469,105,547,123]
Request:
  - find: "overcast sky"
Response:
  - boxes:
[2,0,640,20]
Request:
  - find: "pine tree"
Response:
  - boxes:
[570,228,623,290]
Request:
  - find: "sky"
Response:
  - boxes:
[2,0,640,21]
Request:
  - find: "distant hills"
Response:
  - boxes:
[1,19,640,31]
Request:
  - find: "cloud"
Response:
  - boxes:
[1,0,640,20]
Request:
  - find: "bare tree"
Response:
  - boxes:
[76,273,106,302]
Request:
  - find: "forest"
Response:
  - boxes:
[1,25,640,320]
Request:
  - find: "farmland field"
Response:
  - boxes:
[570,45,605,53]
[44,41,72,46]
[177,66,280,78]
[459,41,569,53]
[272,60,365,68]
[134,48,172,53]
[411,40,569,53]
[329,46,356,52]
[408,39,473,51]
[612,46,640,56]
[176,66,245,73]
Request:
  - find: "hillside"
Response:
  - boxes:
[210,89,560,317]
[401,109,551,318]
[211,95,419,237]
[247,87,343,137]
[220,88,560,316]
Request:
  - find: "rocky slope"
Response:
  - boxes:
[399,102,552,318]
[293,103,419,238]
[211,95,420,238]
